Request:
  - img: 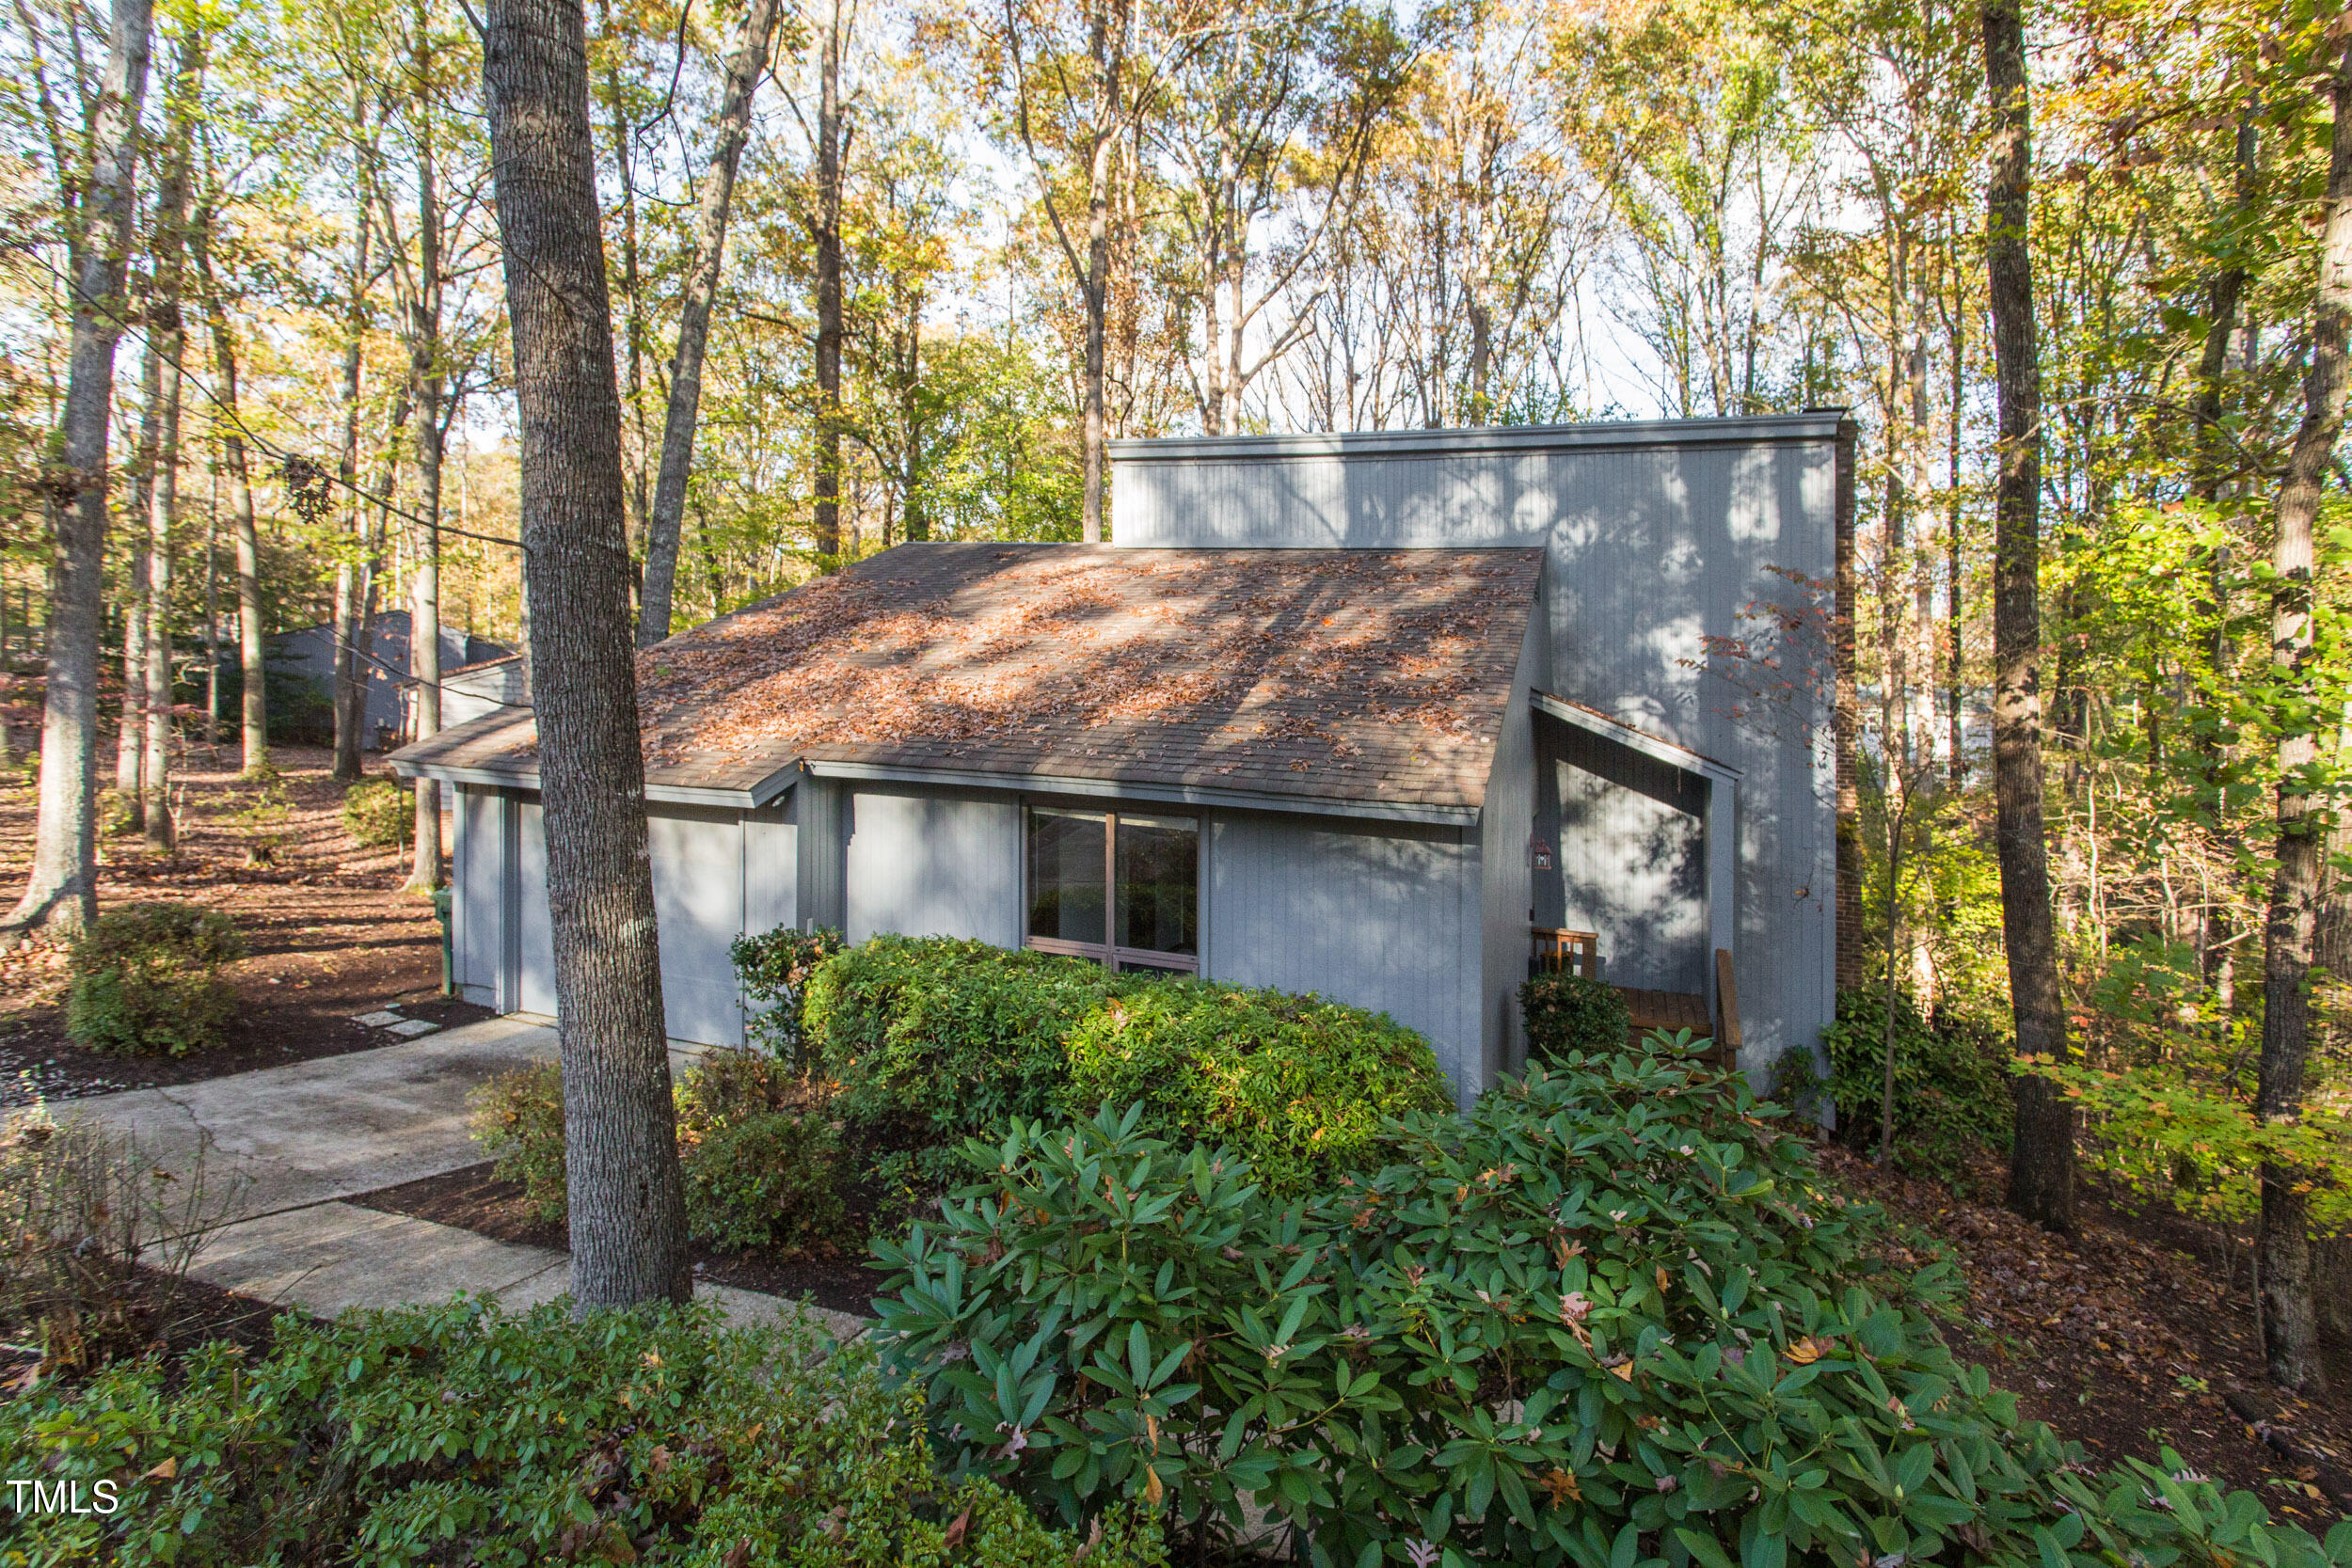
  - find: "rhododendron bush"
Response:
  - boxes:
[874,1038,2349,1567]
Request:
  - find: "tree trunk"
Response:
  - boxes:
[812,0,846,563]
[2193,112,2258,1002]
[359,387,410,762]
[1081,118,1113,544]
[141,26,199,855]
[1946,261,1965,789]
[119,332,157,817]
[636,0,780,647]
[407,0,445,890]
[191,204,265,775]
[202,459,218,746]
[482,0,689,1312]
[593,0,650,573]
[8,0,151,938]
[902,313,926,540]
[2257,40,2352,1397]
[1982,0,2074,1232]
[333,156,373,782]
[143,382,177,854]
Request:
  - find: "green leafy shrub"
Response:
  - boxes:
[804,935,1127,1150]
[65,902,246,1056]
[1060,982,1450,1192]
[0,1296,1169,1567]
[469,1059,569,1223]
[805,934,1450,1196]
[675,1048,847,1252]
[232,765,294,866]
[341,777,413,847]
[1817,986,2012,1177]
[876,1039,2340,1566]
[98,786,140,837]
[732,923,846,1069]
[1518,970,1630,1062]
[472,1051,848,1253]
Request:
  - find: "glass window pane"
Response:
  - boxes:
[1117,816,1198,957]
[1028,811,1106,945]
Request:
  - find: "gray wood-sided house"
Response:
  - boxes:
[392,414,1853,1105]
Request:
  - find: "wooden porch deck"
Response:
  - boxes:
[1530,928,1741,1069]
[1615,986,1710,1037]
[1614,985,1731,1067]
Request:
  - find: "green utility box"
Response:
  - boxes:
[431,886,453,997]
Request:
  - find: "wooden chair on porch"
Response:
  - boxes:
[1530,927,1600,980]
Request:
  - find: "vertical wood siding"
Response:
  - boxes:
[513,798,558,1016]
[1206,810,1478,1098]
[1113,426,1842,1074]
[1476,601,1547,1091]
[453,785,504,1006]
[794,777,848,933]
[647,805,749,1046]
[845,787,1023,947]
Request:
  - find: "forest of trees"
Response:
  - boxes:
[4,0,2352,1377]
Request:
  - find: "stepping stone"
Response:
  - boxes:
[351,1011,404,1029]
[385,1019,439,1037]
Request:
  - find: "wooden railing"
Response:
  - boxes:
[1530,927,1599,979]
[1529,929,1742,1071]
[1712,947,1742,1062]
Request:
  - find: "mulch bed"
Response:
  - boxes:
[1,1268,302,1398]
[350,1161,896,1321]
[0,725,484,1105]
[1821,1142,2345,1527]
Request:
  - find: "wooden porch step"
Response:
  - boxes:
[1613,986,1731,1066]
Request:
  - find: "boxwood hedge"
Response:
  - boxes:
[800,934,1451,1196]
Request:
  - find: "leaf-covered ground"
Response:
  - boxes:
[0,699,471,1103]
[1821,1143,2347,1528]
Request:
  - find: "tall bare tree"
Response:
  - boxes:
[390,0,448,889]
[119,328,157,816]
[332,106,376,782]
[636,0,784,646]
[141,23,202,853]
[1982,0,2072,1231]
[994,0,1177,541]
[481,0,689,1311]
[7,0,151,937]
[192,211,266,778]
[1155,0,1406,435]
[811,0,849,562]
[2255,38,2352,1396]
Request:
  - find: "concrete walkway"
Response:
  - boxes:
[61,1016,862,1338]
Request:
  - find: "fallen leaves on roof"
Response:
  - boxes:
[408,545,1542,808]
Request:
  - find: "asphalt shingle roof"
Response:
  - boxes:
[392,543,1543,811]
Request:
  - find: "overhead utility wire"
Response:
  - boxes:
[12,242,527,553]
[12,244,542,716]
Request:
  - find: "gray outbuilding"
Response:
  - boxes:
[268,611,510,747]
[392,414,1853,1104]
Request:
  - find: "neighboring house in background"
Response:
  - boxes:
[392,415,1853,1105]
[403,652,528,731]
[267,611,511,749]
[395,654,531,810]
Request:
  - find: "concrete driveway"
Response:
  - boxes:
[42,1016,857,1335]
[67,1013,567,1222]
